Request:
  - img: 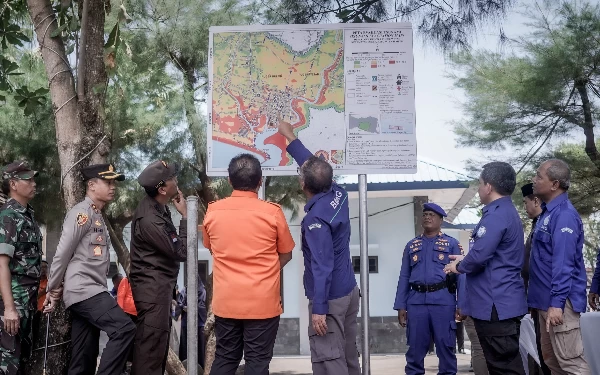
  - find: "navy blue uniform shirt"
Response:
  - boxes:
[394,232,462,310]
[457,196,527,321]
[287,139,357,315]
[528,193,587,313]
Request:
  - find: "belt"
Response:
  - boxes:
[410,281,447,293]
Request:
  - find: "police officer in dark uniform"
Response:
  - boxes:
[445,162,527,375]
[394,203,462,375]
[129,160,188,375]
[278,121,360,375]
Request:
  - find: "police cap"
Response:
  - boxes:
[82,163,125,181]
[423,202,447,217]
[521,183,534,197]
[2,161,38,180]
[137,160,179,189]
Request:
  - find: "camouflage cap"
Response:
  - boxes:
[2,161,39,180]
[137,160,179,189]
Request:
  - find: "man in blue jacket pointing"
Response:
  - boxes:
[278,120,360,375]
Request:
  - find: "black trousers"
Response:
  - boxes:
[530,310,551,375]
[473,305,525,375]
[179,323,206,369]
[131,302,171,375]
[210,315,280,375]
[456,321,465,351]
[68,292,136,375]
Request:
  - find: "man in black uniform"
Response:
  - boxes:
[521,183,550,375]
[129,160,188,375]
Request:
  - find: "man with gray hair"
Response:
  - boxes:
[528,159,590,374]
[445,161,527,375]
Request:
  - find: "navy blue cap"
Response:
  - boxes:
[521,183,534,197]
[423,203,447,217]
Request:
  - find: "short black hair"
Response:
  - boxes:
[228,154,262,191]
[112,273,123,282]
[480,162,516,196]
[1,179,9,196]
[301,157,333,195]
[144,186,160,197]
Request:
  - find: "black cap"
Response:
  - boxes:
[2,161,38,180]
[137,160,179,189]
[521,183,534,197]
[82,163,125,181]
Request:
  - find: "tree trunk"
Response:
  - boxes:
[78,0,111,165]
[26,1,109,374]
[27,0,84,209]
[575,79,600,171]
[106,216,131,273]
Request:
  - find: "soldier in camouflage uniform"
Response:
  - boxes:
[0,162,42,375]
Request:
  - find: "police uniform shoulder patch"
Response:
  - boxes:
[476,226,486,238]
[76,213,88,226]
[93,246,102,256]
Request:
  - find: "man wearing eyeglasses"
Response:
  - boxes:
[394,203,462,375]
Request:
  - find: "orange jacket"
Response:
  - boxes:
[117,277,137,316]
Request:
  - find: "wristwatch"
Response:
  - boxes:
[455,260,462,273]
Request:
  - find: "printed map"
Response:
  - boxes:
[210,30,345,170]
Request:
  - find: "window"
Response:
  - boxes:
[352,256,378,274]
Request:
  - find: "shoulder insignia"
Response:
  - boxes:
[459,244,465,255]
[91,203,99,213]
[412,254,418,262]
[76,213,88,226]
[95,220,102,227]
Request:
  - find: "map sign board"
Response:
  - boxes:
[207,23,416,176]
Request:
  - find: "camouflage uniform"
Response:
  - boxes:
[0,198,43,375]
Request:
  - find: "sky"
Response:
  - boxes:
[411,3,532,172]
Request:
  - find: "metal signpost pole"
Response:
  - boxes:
[358,174,370,375]
[186,196,199,375]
